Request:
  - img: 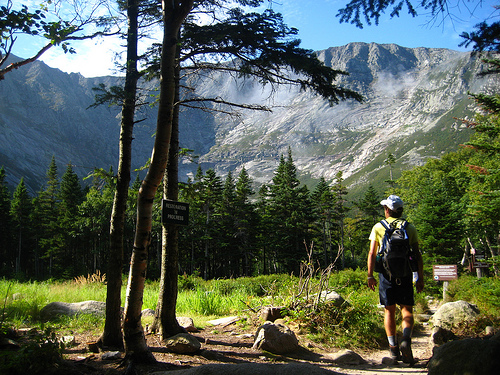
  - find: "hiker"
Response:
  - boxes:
[367,195,424,364]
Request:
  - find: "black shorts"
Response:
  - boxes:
[378,273,415,307]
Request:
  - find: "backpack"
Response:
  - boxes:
[375,219,415,280]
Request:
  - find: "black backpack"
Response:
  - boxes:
[375,219,415,280]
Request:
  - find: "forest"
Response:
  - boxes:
[0,117,499,281]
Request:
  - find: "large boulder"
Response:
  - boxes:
[252,321,299,354]
[428,337,500,375]
[40,301,107,320]
[431,301,480,330]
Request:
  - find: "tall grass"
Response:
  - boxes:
[2,272,499,350]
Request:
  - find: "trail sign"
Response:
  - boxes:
[162,200,189,226]
[433,265,458,281]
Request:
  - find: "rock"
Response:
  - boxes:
[150,363,338,374]
[329,349,366,365]
[252,321,299,354]
[101,351,121,360]
[59,335,76,347]
[381,356,399,365]
[177,317,197,332]
[40,301,107,320]
[485,326,495,336]
[429,326,457,347]
[431,300,480,330]
[315,291,345,307]
[207,316,240,327]
[428,338,500,375]
[259,306,284,322]
[165,333,201,354]
[141,308,155,317]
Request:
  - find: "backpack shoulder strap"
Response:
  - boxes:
[380,219,391,230]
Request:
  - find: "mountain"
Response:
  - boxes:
[0,43,493,194]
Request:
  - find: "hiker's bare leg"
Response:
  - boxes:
[384,305,397,337]
[401,304,414,336]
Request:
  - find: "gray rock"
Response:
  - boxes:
[316,291,345,307]
[101,351,122,360]
[430,326,457,347]
[141,308,155,317]
[428,338,500,375]
[252,321,299,354]
[165,333,201,354]
[177,316,198,332]
[329,349,366,365]
[40,301,107,320]
[431,300,480,330]
[150,363,338,375]
[259,306,284,322]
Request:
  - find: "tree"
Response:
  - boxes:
[10,177,33,276]
[0,0,117,80]
[263,148,312,273]
[311,177,335,266]
[234,167,257,276]
[337,0,476,29]
[331,171,349,269]
[0,167,13,275]
[122,0,194,362]
[97,0,142,351]
[32,156,60,279]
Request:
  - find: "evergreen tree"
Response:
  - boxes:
[331,171,349,269]
[0,167,13,276]
[56,163,84,277]
[32,156,60,279]
[311,177,335,266]
[265,148,311,273]
[235,167,258,276]
[10,178,33,277]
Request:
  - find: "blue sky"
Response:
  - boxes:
[12,0,500,77]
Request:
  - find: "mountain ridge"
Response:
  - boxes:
[0,42,492,193]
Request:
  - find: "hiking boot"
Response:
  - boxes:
[389,344,402,361]
[400,337,415,364]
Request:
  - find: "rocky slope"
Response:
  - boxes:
[0,43,494,193]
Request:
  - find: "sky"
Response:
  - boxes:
[10,0,500,78]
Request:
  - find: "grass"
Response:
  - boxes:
[1,271,500,349]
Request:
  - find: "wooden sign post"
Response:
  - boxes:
[433,265,458,300]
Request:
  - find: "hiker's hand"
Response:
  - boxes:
[416,278,424,293]
[368,277,377,291]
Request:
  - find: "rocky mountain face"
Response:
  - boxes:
[0,43,494,193]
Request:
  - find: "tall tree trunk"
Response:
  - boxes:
[123,0,194,361]
[151,47,184,338]
[99,0,139,351]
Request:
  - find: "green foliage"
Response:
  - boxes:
[0,328,64,375]
[446,276,500,316]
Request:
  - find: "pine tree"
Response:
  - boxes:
[311,177,335,266]
[0,167,13,275]
[266,148,311,273]
[32,156,60,278]
[56,163,83,277]
[331,171,349,269]
[235,167,257,276]
[10,178,33,276]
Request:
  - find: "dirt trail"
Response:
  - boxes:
[65,322,434,374]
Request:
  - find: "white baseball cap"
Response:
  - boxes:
[380,195,404,211]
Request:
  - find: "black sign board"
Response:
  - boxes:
[162,200,189,226]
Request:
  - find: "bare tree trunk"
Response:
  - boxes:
[99,0,139,351]
[151,50,184,339]
[123,0,194,361]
